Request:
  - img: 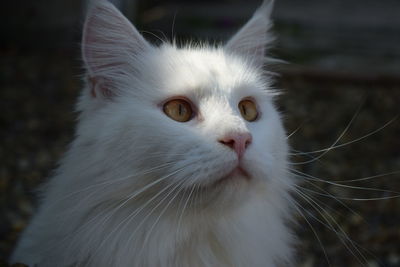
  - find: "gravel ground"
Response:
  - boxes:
[0,47,399,266]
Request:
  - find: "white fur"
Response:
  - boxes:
[11,0,296,266]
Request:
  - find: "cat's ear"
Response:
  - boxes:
[225,0,274,68]
[82,0,151,98]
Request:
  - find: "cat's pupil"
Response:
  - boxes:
[242,105,247,115]
[179,103,183,116]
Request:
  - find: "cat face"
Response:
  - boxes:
[77,0,292,211]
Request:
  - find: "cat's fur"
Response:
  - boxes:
[11,0,295,266]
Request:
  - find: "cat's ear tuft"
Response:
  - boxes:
[82,0,151,99]
[225,0,275,68]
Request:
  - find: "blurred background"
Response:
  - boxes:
[1,0,399,266]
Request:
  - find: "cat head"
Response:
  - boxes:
[76,0,292,212]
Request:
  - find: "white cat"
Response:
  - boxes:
[11,0,296,266]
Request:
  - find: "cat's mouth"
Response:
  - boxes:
[213,166,251,187]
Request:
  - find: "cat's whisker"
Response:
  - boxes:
[105,166,188,220]
[125,177,189,253]
[292,194,336,233]
[145,151,187,155]
[332,171,400,183]
[266,164,362,262]
[292,163,400,186]
[291,169,400,195]
[285,163,396,265]
[300,185,400,201]
[194,183,201,207]
[153,29,170,44]
[286,121,308,140]
[281,169,362,232]
[289,107,361,165]
[129,147,187,156]
[295,179,370,235]
[86,175,186,265]
[171,9,178,42]
[176,180,197,241]
[48,162,177,213]
[294,187,369,266]
[289,197,331,265]
[289,117,397,160]
[292,171,400,229]
[68,165,191,257]
[171,172,202,240]
[290,169,386,221]
[281,171,370,266]
[293,192,380,267]
[279,166,364,223]
[288,165,400,186]
[64,177,172,262]
[138,177,188,258]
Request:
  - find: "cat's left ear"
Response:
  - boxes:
[225,0,274,68]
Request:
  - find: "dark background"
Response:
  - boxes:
[1,0,399,266]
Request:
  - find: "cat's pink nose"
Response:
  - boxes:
[219,132,252,158]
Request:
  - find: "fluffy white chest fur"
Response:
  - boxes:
[11,0,296,266]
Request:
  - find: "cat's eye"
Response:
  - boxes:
[163,99,193,122]
[238,99,258,122]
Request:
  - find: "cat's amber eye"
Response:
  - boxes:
[238,99,258,122]
[163,99,193,122]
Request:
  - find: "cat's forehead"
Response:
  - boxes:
[144,45,267,100]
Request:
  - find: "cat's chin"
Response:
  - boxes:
[188,165,254,207]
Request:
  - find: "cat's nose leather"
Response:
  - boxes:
[219,133,252,158]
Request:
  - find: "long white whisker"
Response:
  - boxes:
[289,197,331,265]
[295,188,368,266]
[286,120,308,139]
[290,117,397,158]
[291,169,400,195]
[290,107,361,165]
[299,185,400,201]
[125,177,188,251]
[334,171,400,183]
[176,182,196,241]
[138,178,187,257]
[83,166,189,264]
[49,162,176,211]
[294,182,363,222]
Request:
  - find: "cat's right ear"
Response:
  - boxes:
[225,0,275,68]
[82,0,151,99]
